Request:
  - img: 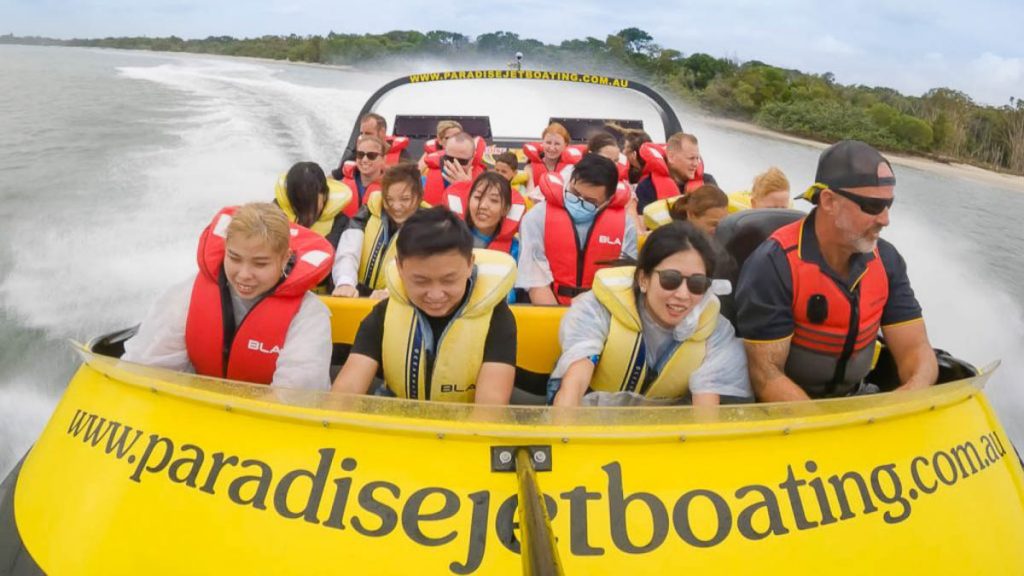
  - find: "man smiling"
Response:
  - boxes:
[332,206,517,404]
[736,140,937,400]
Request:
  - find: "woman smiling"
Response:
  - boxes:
[548,221,751,407]
[122,203,334,390]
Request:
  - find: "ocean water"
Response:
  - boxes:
[1,45,1022,478]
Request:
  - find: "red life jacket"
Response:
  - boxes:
[539,173,630,305]
[340,161,382,217]
[770,218,889,396]
[638,142,706,199]
[185,207,334,385]
[614,153,630,184]
[422,136,487,206]
[443,180,526,254]
[522,142,585,186]
[384,135,410,165]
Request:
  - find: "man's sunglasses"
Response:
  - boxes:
[653,270,712,295]
[355,151,381,161]
[829,187,894,216]
[444,155,473,167]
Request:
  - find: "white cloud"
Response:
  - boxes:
[972,52,1024,85]
[816,35,860,56]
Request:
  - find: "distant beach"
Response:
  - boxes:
[708,117,1024,193]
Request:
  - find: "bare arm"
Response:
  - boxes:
[691,393,720,406]
[744,338,811,402]
[552,359,596,407]
[473,362,515,405]
[882,320,937,391]
[529,286,559,305]
[331,353,379,394]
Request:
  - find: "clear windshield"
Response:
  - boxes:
[79,347,990,440]
[371,77,671,142]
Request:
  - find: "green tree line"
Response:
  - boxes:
[3,29,1022,174]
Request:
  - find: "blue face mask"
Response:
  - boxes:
[564,189,599,224]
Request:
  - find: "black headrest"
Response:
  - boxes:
[549,118,644,143]
[714,209,805,275]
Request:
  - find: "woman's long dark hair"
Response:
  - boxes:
[285,162,328,228]
[635,221,717,283]
[465,172,512,233]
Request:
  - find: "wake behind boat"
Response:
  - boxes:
[1,70,1022,575]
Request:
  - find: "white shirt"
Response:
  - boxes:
[515,201,638,289]
[551,291,751,400]
[332,228,365,288]
[122,276,332,391]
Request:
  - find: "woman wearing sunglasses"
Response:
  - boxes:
[548,221,751,407]
[336,135,387,217]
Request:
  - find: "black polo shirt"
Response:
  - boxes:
[735,209,922,342]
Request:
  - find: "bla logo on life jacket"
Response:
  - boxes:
[247,339,283,355]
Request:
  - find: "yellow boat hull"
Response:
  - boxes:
[6,349,1024,574]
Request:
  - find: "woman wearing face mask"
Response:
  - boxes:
[548,221,751,407]
[444,172,524,259]
[521,122,584,203]
[122,203,334,390]
[331,163,426,299]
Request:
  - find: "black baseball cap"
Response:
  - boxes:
[798,140,896,203]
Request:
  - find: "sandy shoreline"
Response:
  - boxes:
[707,117,1024,193]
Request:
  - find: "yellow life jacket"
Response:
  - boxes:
[357,191,398,290]
[381,249,517,402]
[510,171,533,210]
[729,189,793,212]
[642,197,679,230]
[357,191,431,290]
[590,266,720,399]
[274,174,352,236]
[727,190,752,213]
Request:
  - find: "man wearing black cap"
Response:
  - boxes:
[735,140,937,401]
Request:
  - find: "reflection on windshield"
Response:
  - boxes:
[79,347,985,439]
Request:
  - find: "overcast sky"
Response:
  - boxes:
[3,0,1022,106]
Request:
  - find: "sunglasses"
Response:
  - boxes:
[355,151,381,161]
[653,270,712,294]
[444,155,473,167]
[829,187,894,216]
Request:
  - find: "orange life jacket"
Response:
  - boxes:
[522,142,585,186]
[443,180,526,254]
[770,217,889,397]
[185,207,334,384]
[538,173,630,305]
[422,136,487,206]
[384,135,410,165]
[638,142,705,199]
[339,161,382,218]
